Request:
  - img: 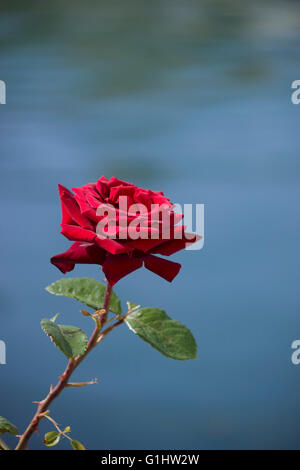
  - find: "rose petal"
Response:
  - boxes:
[58,185,94,230]
[51,241,106,273]
[151,230,201,256]
[102,254,143,286]
[109,185,135,205]
[94,235,131,255]
[107,176,134,189]
[125,236,166,253]
[144,255,181,282]
[96,176,110,198]
[61,224,97,243]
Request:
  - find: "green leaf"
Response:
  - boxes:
[43,431,60,447]
[0,416,18,435]
[125,308,197,361]
[41,318,88,358]
[71,439,86,450]
[46,278,121,315]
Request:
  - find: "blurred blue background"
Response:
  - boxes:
[1,0,300,450]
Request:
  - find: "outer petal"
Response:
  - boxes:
[61,224,97,243]
[58,185,94,230]
[61,224,131,255]
[51,242,106,274]
[72,183,99,201]
[151,231,201,256]
[144,255,181,282]
[124,219,190,253]
[102,254,143,286]
[125,237,165,253]
[94,235,131,255]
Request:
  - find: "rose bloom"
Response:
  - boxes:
[51,176,199,286]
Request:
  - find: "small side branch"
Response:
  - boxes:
[15,282,114,450]
[66,379,98,388]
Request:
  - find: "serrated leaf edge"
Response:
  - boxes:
[41,319,88,359]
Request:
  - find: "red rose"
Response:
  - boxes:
[51,176,199,286]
